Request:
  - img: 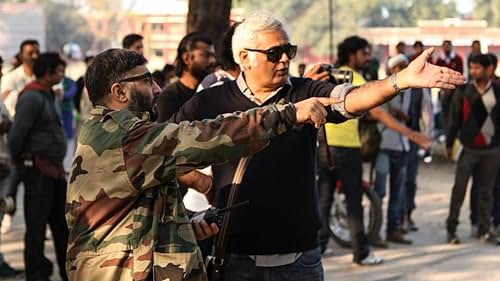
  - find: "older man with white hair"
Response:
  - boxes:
[171,12,463,281]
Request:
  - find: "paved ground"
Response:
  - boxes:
[323,157,500,281]
[1,157,499,281]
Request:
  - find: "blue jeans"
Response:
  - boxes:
[374,150,408,234]
[223,247,324,281]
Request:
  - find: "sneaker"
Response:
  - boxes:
[479,233,500,245]
[447,232,461,245]
[368,234,389,248]
[406,216,419,232]
[0,261,23,277]
[387,229,413,245]
[357,253,384,266]
[0,213,13,234]
[470,225,479,238]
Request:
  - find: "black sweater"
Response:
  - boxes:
[446,83,500,150]
[171,78,347,255]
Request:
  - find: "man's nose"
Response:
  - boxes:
[152,81,161,96]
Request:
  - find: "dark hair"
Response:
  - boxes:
[337,36,369,66]
[122,34,143,49]
[469,54,492,68]
[487,53,498,67]
[396,41,405,48]
[443,40,452,46]
[162,63,175,74]
[413,41,423,48]
[85,48,147,105]
[217,23,239,71]
[175,32,212,76]
[0,55,3,65]
[84,55,95,64]
[33,52,66,79]
[472,40,480,46]
[19,39,39,53]
[152,70,165,83]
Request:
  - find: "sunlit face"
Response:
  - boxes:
[443,42,452,55]
[244,29,292,89]
[129,40,144,55]
[187,41,216,81]
[120,65,161,113]
[21,43,40,67]
[472,42,481,53]
[353,47,370,70]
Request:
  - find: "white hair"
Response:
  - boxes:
[232,12,289,67]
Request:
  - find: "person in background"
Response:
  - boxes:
[446,54,500,245]
[162,63,176,86]
[0,55,23,278]
[156,32,216,122]
[0,39,40,234]
[122,33,144,55]
[8,52,69,281]
[410,41,425,62]
[298,63,306,77]
[152,70,166,89]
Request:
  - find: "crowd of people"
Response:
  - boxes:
[0,10,487,281]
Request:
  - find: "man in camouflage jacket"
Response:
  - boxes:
[65,48,337,281]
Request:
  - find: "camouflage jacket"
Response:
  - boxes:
[65,104,296,281]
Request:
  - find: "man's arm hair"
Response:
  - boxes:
[344,77,400,116]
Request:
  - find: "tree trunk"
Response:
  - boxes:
[187,0,231,47]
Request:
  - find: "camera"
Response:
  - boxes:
[319,64,353,85]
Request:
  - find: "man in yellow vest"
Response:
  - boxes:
[319,36,430,264]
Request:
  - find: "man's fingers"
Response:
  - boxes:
[314,71,330,81]
[316,97,342,107]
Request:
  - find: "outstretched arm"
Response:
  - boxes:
[344,48,465,115]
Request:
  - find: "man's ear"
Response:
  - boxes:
[110,82,128,103]
[182,51,191,67]
[239,50,250,70]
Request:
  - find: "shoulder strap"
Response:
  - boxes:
[210,157,250,281]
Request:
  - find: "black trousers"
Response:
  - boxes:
[446,148,500,235]
[318,146,370,263]
[20,166,69,281]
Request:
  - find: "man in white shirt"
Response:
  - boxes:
[1,39,39,116]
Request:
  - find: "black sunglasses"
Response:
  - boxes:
[117,72,154,86]
[245,44,298,63]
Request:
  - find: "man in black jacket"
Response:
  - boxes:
[171,12,464,281]
[8,53,69,281]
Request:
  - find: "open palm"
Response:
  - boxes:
[404,48,465,90]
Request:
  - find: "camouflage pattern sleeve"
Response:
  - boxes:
[122,103,296,190]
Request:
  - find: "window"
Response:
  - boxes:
[153,49,163,57]
[151,23,164,31]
